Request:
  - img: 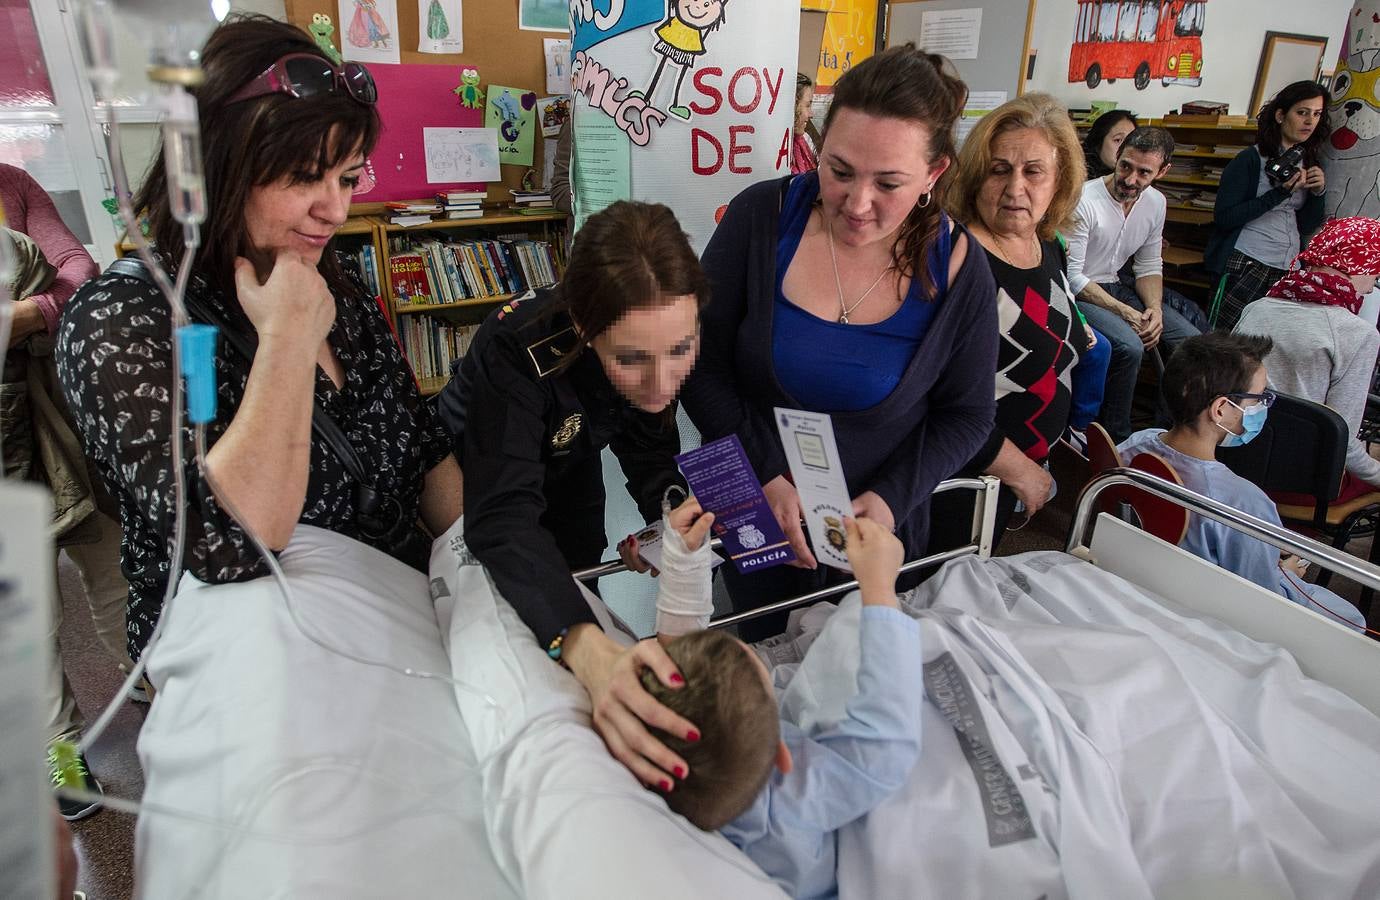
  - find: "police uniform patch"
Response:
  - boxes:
[552,412,583,449]
[526,326,580,378]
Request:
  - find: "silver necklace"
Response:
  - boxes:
[826,216,894,324]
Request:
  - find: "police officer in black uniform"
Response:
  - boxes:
[437,201,708,790]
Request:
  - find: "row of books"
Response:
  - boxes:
[388,235,562,306]
[398,315,476,382]
[1165,160,1222,182]
[1158,184,1216,209]
[387,191,490,226]
[351,243,382,298]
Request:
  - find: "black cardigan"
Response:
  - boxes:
[679,175,999,558]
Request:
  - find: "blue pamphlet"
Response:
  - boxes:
[675,435,796,574]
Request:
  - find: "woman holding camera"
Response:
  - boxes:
[1205,81,1329,330]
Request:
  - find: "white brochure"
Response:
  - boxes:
[633,521,725,573]
[774,407,854,572]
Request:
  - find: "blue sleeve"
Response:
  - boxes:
[1201,474,1287,596]
[724,607,923,860]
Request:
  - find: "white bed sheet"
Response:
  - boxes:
[429,519,787,900]
[777,552,1380,900]
[136,526,518,900]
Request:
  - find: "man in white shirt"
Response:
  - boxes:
[1067,127,1203,440]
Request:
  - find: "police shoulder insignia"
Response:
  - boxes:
[552,412,583,449]
[526,326,579,378]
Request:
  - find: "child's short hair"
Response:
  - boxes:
[1163,332,1274,426]
[641,629,780,830]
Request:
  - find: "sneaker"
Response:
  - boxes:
[129,676,153,704]
[48,744,104,822]
[1063,427,1089,459]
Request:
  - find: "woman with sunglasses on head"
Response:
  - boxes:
[56,14,461,663]
[1118,333,1366,630]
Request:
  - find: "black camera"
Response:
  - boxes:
[1265,144,1305,186]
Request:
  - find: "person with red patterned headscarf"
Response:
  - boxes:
[1234,216,1380,498]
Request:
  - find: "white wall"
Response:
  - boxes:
[1024,0,1350,114]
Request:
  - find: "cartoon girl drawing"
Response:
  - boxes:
[639,0,728,121]
[347,0,392,50]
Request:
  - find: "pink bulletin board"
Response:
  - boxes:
[359,62,487,202]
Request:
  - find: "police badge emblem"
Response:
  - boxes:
[551,412,583,449]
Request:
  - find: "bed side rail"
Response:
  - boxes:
[572,476,1002,631]
[1069,468,1380,595]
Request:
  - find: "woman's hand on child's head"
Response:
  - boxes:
[564,626,698,792]
[668,497,715,551]
[844,516,903,606]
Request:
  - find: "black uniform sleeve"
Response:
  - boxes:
[610,404,686,525]
[459,339,597,648]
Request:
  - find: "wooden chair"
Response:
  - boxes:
[1081,424,1190,545]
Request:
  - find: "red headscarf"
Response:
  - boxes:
[1265,216,1380,314]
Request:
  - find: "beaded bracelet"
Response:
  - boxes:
[547,627,569,668]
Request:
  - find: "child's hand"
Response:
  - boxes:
[668,497,715,551]
[844,516,903,606]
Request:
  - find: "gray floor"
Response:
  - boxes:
[60,441,1376,898]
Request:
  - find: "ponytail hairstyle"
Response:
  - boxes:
[821,43,967,299]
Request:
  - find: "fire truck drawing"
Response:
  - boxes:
[1069,0,1207,90]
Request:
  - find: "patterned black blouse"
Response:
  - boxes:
[55,256,449,660]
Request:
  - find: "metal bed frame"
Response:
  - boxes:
[1072,468,1380,599]
[570,476,1003,632]
[571,468,1380,640]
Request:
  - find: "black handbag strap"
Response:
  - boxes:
[105,257,379,502]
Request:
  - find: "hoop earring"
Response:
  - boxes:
[917,191,932,209]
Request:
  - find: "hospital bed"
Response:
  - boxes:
[131,473,1380,898]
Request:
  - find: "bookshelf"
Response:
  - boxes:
[378,208,569,396]
[1149,119,1256,304]
[116,208,568,398]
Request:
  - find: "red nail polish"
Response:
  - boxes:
[673,766,685,779]
[659,779,672,792]
[686,729,701,742]
[669,673,685,685]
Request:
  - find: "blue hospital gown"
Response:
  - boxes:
[1118,430,1366,630]
[721,606,923,900]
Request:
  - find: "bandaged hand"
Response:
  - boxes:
[655,498,716,637]
[844,516,903,608]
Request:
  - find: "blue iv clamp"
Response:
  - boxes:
[177,323,218,425]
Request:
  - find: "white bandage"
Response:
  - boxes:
[654,513,714,637]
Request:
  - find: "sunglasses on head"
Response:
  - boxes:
[227,53,378,107]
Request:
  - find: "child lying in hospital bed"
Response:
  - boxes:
[433,500,922,900]
[645,501,922,900]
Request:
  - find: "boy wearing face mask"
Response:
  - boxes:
[1118,333,1367,631]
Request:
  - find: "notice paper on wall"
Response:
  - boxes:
[544,37,572,93]
[919,7,982,61]
[422,127,500,183]
[775,408,855,572]
[675,435,796,575]
[955,90,1008,147]
[416,0,463,53]
[572,108,631,231]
